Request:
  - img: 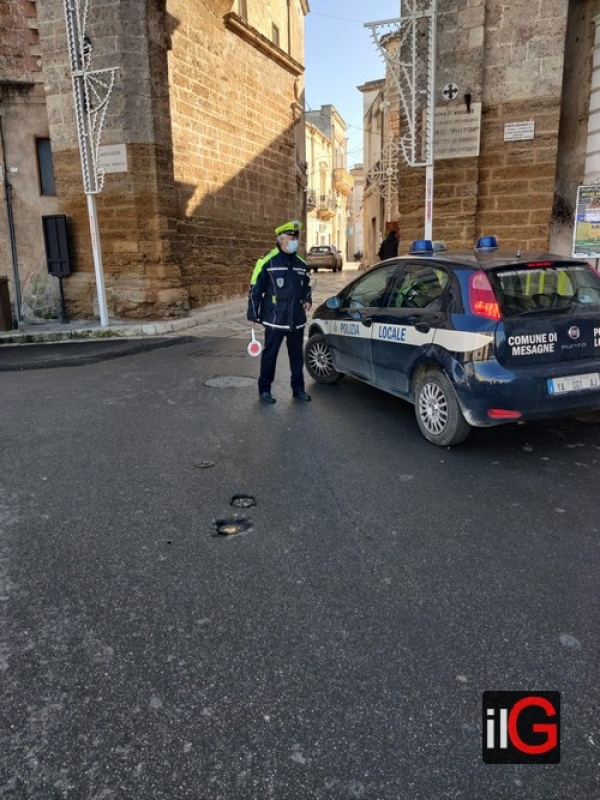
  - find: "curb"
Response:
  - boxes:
[0,297,248,345]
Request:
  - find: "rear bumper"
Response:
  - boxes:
[455,359,600,427]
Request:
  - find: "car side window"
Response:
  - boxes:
[395,263,449,309]
[342,264,399,308]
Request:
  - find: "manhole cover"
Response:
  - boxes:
[230,494,256,508]
[204,376,255,388]
[213,517,253,536]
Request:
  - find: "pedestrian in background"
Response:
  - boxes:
[247,220,312,404]
[378,229,399,260]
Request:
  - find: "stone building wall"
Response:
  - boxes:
[14,0,307,321]
[395,0,571,254]
[0,0,63,324]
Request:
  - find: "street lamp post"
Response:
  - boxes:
[366,0,438,239]
[64,0,117,327]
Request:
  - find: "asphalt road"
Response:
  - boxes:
[1,328,599,799]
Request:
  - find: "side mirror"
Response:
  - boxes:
[325,296,342,310]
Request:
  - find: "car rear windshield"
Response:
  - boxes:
[489,262,600,318]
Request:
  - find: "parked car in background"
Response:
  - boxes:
[304,237,600,446]
[306,245,343,272]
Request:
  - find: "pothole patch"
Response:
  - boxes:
[230,494,256,509]
[212,517,253,537]
[204,376,255,389]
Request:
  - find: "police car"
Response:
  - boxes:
[304,237,600,446]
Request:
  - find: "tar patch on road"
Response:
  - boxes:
[0,336,196,371]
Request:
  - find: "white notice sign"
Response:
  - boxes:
[504,121,535,141]
[97,143,128,173]
[434,103,481,160]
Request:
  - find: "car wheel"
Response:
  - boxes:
[305,334,345,384]
[414,369,471,446]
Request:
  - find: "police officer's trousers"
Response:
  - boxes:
[258,326,305,394]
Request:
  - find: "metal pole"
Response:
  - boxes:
[86,193,108,326]
[424,0,437,239]
[0,118,23,323]
[64,0,116,328]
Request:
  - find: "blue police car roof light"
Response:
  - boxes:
[409,239,434,255]
[432,241,447,252]
[475,235,499,252]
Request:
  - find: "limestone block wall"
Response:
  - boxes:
[0,0,65,323]
[33,0,306,320]
[169,1,305,307]
[396,0,569,254]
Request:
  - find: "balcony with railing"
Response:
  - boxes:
[316,193,336,219]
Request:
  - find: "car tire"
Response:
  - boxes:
[414,369,471,446]
[305,334,345,384]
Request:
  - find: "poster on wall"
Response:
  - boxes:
[573,184,600,258]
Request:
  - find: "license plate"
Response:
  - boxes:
[547,372,600,395]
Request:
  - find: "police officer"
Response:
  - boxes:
[247,220,312,404]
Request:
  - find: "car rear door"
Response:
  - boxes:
[369,261,449,395]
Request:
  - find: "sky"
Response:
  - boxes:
[304,1,401,168]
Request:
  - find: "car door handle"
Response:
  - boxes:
[361,316,373,328]
[414,322,431,333]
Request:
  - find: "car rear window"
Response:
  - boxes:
[489,262,600,318]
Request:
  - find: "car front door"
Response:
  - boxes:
[370,261,450,396]
[328,262,400,381]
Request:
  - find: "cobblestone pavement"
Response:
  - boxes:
[193,262,361,339]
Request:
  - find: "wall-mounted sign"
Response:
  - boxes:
[442,82,459,101]
[97,143,128,173]
[434,102,481,160]
[504,121,535,141]
[573,184,600,258]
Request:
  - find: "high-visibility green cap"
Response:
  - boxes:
[275,220,303,235]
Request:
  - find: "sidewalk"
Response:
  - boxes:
[0,262,360,346]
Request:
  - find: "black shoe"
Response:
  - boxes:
[259,391,276,404]
[293,390,312,402]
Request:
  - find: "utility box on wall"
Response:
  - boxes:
[42,215,72,278]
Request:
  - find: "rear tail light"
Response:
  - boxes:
[468,271,502,320]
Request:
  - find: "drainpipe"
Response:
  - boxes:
[0,115,23,324]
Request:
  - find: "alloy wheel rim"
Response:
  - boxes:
[308,342,333,378]
[419,382,448,434]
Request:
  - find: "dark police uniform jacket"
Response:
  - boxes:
[247,247,312,331]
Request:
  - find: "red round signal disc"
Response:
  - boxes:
[247,339,262,357]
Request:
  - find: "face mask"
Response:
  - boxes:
[286,239,299,254]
